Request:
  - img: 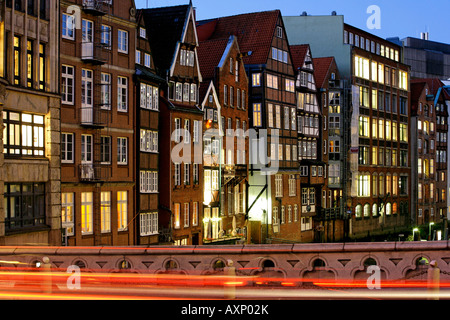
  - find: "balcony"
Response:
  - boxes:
[79,164,109,182]
[80,107,109,128]
[81,42,107,65]
[82,0,108,16]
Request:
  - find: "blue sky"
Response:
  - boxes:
[135,0,449,44]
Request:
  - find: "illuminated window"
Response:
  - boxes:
[267,74,278,89]
[359,116,369,137]
[81,192,93,234]
[386,120,392,140]
[39,44,46,90]
[354,56,370,80]
[101,192,111,233]
[252,103,262,127]
[372,147,378,165]
[399,71,408,90]
[372,118,378,139]
[371,62,377,82]
[357,173,370,197]
[355,204,362,218]
[61,192,74,236]
[117,191,128,231]
[378,119,384,139]
[359,86,369,107]
[192,202,198,226]
[3,110,44,157]
[378,63,384,84]
[399,123,408,142]
[371,89,377,110]
[252,73,261,87]
[14,36,20,85]
[184,203,190,227]
[364,203,370,217]
[27,40,33,87]
[174,203,181,229]
[393,174,398,196]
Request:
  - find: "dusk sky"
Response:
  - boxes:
[135,0,450,44]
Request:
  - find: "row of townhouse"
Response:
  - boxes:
[0,0,448,246]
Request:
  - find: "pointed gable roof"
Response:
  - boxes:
[197,10,281,66]
[290,44,310,71]
[140,4,193,75]
[313,57,336,88]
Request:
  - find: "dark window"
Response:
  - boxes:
[27,0,34,15]
[39,0,46,19]
[4,183,45,231]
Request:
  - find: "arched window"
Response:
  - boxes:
[393,202,398,215]
[355,204,362,218]
[386,202,392,215]
[372,203,378,217]
[364,203,370,218]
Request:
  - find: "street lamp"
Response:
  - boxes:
[429,222,435,241]
[413,227,419,241]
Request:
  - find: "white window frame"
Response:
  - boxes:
[117,76,128,112]
[62,13,75,40]
[140,212,158,236]
[61,192,74,236]
[117,137,128,165]
[81,134,93,164]
[101,72,111,109]
[81,192,93,235]
[101,191,111,233]
[184,203,190,228]
[117,191,128,231]
[61,65,74,105]
[118,29,128,54]
[61,133,74,163]
[144,53,151,68]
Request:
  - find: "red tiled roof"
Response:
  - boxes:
[197,10,280,66]
[198,38,230,80]
[410,81,427,104]
[290,44,309,71]
[313,57,335,88]
[411,78,444,96]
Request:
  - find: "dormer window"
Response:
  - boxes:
[276,26,283,38]
[139,27,146,38]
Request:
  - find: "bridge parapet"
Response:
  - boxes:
[0,241,449,281]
